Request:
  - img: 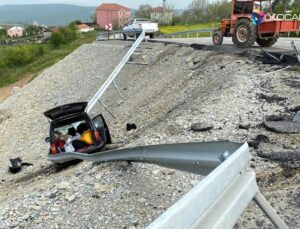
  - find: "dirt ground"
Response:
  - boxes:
[0,40,299,228]
[0,76,33,102]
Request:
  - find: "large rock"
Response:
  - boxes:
[257,150,300,168]
[191,122,213,132]
[264,121,300,133]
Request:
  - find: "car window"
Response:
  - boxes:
[136,19,150,24]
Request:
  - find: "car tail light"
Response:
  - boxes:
[50,144,57,154]
[94,130,101,142]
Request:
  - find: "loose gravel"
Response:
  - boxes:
[0,40,299,228]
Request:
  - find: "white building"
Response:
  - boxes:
[7,26,24,38]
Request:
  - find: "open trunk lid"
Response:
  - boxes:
[44,102,88,120]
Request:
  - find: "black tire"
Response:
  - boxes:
[135,32,141,40]
[232,18,257,48]
[149,33,154,39]
[256,37,278,47]
[123,33,127,40]
[212,31,223,45]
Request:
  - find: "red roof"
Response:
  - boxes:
[97,3,130,11]
[76,24,90,30]
[152,7,171,13]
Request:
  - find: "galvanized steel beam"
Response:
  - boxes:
[86,29,145,113]
[48,141,288,228]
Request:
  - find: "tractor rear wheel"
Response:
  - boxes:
[213,31,223,45]
[256,37,278,47]
[232,19,257,48]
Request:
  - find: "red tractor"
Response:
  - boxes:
[213,0,300,48]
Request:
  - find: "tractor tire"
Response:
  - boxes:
[232,18,257,48]
[256,37,278,47]
[149,33,155,39]
[212,31,223,45]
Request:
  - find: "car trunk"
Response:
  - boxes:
[44,102,88,120]
[50,114,101,154]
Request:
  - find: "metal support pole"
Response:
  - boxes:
[98,100,116,119]
[254,192,288,229]
[291,41,300,64]
[112,81,124,100]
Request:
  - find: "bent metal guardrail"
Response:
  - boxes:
[96,29,143,41]
[86,29,145,113]
[48,141,288,228]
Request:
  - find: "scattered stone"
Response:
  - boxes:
[94,184,115,193]
[137,198,147,203]
[51,207,60,212]
[238,123,250,130]
[66,195,76,202]
[264,121,300,133]
[49,193,57,199]
[191,122,213,132]
[56,181,72,190]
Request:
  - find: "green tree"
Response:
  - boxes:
[135,4,153,19]
[25,25,40,36]
[0,29,6,40]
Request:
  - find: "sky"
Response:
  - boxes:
[0,0,192,9]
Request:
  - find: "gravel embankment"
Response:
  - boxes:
[0,40,299,228]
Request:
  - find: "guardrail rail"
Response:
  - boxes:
[48,141,288,229]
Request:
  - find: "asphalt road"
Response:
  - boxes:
[151,37,300,54]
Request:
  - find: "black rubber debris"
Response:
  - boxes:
[257,50,299,65]
[257,93,287,103]
[248,134,269,149]
[257,150,300,164]
[126,123,137,131]
[8,157,33,174]
[264,121,300,133]
[290,105,300,113]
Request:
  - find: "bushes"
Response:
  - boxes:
[50,32,64,47]
[3,45,44,67]
[50,24,77,47]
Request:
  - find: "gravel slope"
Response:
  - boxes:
[0,41,299,228]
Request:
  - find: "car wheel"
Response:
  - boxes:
[149,34,154,39]
[123,33,127,40]
[232,18,257,48]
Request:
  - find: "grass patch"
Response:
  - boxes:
[0,31,97,88]
[159,22,220,38]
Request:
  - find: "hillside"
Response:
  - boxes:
[0,4,95,26]
[0,40,299,228]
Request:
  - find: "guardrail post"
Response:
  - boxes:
[254,192,288,229]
